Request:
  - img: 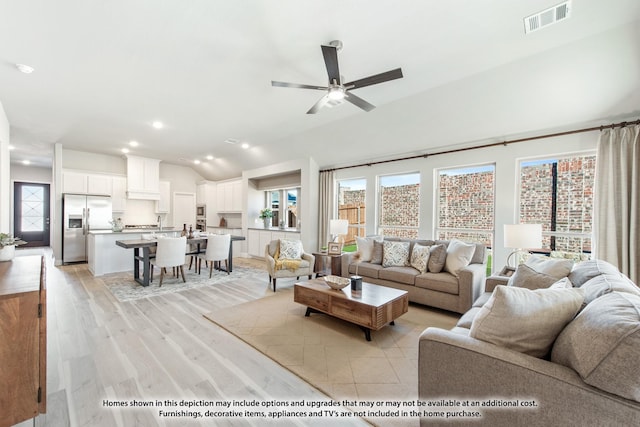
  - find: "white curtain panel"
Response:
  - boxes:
[318,170,335,248]
[594,124,640,284]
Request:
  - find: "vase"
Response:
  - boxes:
[350,275,362,291]
[263,217,271,228]
[0,245,15,262]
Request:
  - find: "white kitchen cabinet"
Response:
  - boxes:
[62,171,88,193]
[87,174,111,195]
[155,181,171,213]
[126,155,161,199]
[111,176,127,212]
[231,180,242,211]
[248,230,261,257]
[63,171,112,196]
[247,229,302,258]
[216,179,242,213]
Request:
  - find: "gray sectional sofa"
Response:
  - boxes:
[341,237,487,314]
[418,258,640,426]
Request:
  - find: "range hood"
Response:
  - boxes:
[126,155,161,200]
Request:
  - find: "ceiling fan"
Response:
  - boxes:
[271,40,403,114]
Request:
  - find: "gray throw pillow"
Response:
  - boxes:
[470,285,584,358]
[428,244,447,273]
[370,240,384,264]
[551,292,640,403]
[508,264,560,290]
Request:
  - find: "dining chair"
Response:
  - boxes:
[150,236,187,286]
[197,234,231,278]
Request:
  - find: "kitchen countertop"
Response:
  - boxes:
[89,228,176,235]
[247,227,300,232]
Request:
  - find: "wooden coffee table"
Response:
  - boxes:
[294,279,409,341]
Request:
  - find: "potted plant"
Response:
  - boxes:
[259,208,273,228]
[0,233,27,262]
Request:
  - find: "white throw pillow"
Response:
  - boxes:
[410,243,430,273]
[444,239,476,277]
[279,239,302,259]
[470,285,584,358]
[382,241,410,267]
[525,255,574,279]
[355,235,383,262]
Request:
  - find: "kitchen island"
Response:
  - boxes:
[87,229,177,276]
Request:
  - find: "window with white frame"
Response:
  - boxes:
[266,187,299,228]
[436,165,495,247]
[337,178,366,245]
[519,154,595,259]
[378,173,420,238]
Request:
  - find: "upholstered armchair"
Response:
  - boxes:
[265,239,315,292]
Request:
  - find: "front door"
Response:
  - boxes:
[13,182,51,247]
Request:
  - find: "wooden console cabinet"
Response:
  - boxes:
[0,255,46,427]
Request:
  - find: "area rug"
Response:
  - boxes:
[204,290,459,426]
[102,265,266,302]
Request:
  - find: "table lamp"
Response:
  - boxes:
[504,224,542,267]
[329,219,349,243]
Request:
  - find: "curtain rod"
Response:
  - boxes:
[320,118,640,173]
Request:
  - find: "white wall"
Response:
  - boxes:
[334,130,598,273]
[0,101,10,232]
[10,164,52,183]
[244,158,319,251]
[62,148,127,174]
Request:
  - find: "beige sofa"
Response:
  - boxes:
[341,238,487,314]
[418,259,640,426]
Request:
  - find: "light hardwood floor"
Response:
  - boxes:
[15,250,369,427]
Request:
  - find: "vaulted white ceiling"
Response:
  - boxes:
[1,1,639,179]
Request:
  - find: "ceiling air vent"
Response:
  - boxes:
[524,1,571,34]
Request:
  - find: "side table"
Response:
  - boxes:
[312,251,342,277]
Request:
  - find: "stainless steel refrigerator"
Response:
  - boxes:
[62,194,113,263]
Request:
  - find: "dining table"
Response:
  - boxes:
[115,234,246,287]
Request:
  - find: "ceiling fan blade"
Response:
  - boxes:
[344,68,403,90]
[345,92,375,112]
[306,96,330,114]
[321,45,341,85]
[271,81,327,90]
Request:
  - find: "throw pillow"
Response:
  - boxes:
[279,239,302,259]
[469,285,584,358]
[355,235,383,262]
[507,264,561,290]
[525,255,574,279]
[370,240,384,264]
[410,243,431,273]
[428,244,447,273]
[568,259,622,287]
[551,292,640,403]
[579,273,640,305]
[444,239,476,277]
[382,241,410,268]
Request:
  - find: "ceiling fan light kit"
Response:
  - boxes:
[272,40,403,114]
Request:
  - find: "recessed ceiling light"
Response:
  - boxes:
[152,121,164,129]
[129,140,139,147]
[121,148,130,154]
[8,145,15,150]
[22,160,31,165]
[241,143,250,149]
[16,63,34,74]
[206,155,214,160]
[193,159,201,165]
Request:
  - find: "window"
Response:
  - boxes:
[337,179,366,245]
[436,165,495,247]
[519,154,595,259]
[266,187,300,228]
[378,173,420,238]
